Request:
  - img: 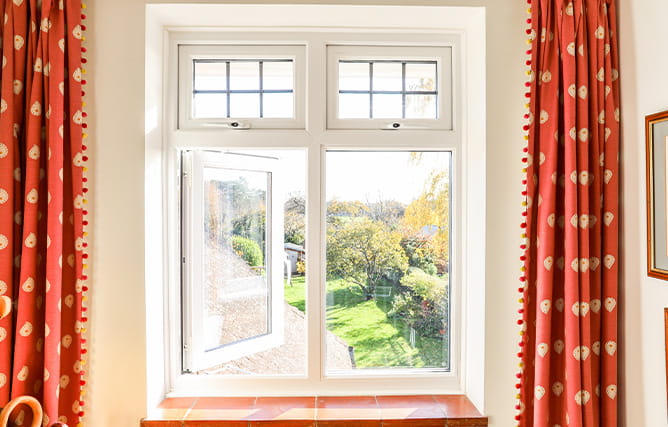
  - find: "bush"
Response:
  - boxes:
[389,268,447,336]
[231,235,264,267]
[401,238,437,276]
[296,259,306,274]
[232,211,266,253]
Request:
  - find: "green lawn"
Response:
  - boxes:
[283,276,447,369]
[284,275,306,312]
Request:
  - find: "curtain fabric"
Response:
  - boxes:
[517,1,619,426]
[0,0,85,425]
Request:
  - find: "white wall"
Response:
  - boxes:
[619,1,668,426]
[86,1,525,426]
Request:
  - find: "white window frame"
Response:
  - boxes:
[145,4,485,410]
[181,150,285,373]
[178,44,306,130]
[327,45,453,130]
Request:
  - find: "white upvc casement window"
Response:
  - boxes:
[145,5,485,405]
[181,151,285,373]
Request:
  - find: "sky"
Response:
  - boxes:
[224,150,451,205]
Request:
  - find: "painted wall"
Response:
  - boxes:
[618,1,668,426]
[85,1,525,426]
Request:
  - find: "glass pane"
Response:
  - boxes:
[372,62,402,92]
[325,151,451,373]
[405,95,437,119]
[199,150,307,376]
[372,94,402,118]
[194,62,228,91]
[202,168,270,350]
[339,62,369,91]
[263,93,294,118]
[339,93,369,119]
[193,93,227,118]
[230,61,260,90]
[263,61,293,90]
[230,93,260,118]
[405,63,437,92]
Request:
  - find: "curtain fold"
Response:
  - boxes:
[0,0,85,425]
[518,0,619,426]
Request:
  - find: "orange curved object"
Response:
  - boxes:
[0,395,43,427]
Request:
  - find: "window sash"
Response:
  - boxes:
[178,45,306,129]
[182,150,286,373]
[327,45,453,130]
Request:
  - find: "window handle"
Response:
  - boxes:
[202,121,251,130]
[382,122,430,130]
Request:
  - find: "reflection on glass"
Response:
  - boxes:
[325,151,451,372]
[203,168,270,350]
[405,63,436,92]
[406,95,437,119]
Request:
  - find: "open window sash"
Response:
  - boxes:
[182,150,285,373]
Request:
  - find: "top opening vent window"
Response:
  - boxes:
[328,45,452,130]
[179,45,306,129]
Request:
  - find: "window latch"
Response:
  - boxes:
[202,121,251,130]
[382,122,431,130]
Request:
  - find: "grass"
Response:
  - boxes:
[283,276,447,369]
[284,275,306,312]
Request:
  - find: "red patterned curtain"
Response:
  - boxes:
[517,1,619,426]
[0,0,86,425]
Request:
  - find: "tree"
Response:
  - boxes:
[367,199,405,228]
[284,194,306,246]
[327,217,408,300]
[401,170,450,273]
[327,199,369,221]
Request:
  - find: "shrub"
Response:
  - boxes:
[231,235,264,267]
[401,238,437,276]
[296,259,306,274]
[389,268,447,336]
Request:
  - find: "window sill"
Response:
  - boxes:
[141,395,488,426]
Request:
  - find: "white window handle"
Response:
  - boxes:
[382,122,430,130]
[202,121,251,130]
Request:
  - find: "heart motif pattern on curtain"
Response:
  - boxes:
[0,0,87,426]
[517,1,619,426]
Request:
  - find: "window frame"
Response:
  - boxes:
[145,4,486,406]
[326,45,453,129]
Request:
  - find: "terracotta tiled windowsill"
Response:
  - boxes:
[141,395,488,426]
